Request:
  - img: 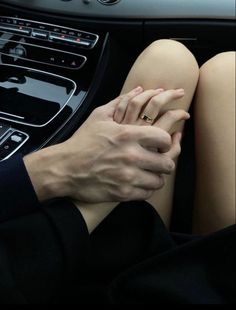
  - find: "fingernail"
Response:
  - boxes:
[156,88,164,92]
[176,88,185,94]
[134,86,142,92]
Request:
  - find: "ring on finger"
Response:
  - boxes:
[140,113,154,124]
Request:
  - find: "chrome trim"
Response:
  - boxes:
[0,63,77,128]
[0,111,25,119]
[49,34,90,47]
[0,38,87,70]
[0,129,29,161]
[0,126,11,141]
[0,24,31,35]
[0,16,99,49]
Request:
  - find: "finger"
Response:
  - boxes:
[119,188,155,202]
[135,145,175,175]
[133,171,165,190]
[113,86,143,123]
[120,125,172,153]
[154,110,190,132]
[165,132,182,160]
[139,89,185,125]
[91,96,121,121]
[122,88,164,124]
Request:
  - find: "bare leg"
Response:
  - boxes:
[193,52,236,234]
[121,39,199,227]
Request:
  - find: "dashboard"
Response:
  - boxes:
[0,0,235,19]
[0,0,235,162]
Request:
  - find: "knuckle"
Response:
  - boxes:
[168,160,176,172]
[144,190,154,200]
[157,176,165,189]
[119,94,126,101]
[122,169,135,183]
[163,157,175,173]
[116,104,125,114]
[118,186,132,200]
[149,96,161,108]
[130,97,141,108]
[166,110,176,120]
[161,131,172,147]
[124,147,139,163]
[117,128,131,142]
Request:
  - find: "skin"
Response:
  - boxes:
[24,98,175,204]
[193,52,236,234]
[75,88,189,233]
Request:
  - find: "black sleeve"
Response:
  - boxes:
[0,155,40,223]
[0,199,90,304]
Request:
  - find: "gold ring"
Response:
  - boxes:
[140,114,154,123]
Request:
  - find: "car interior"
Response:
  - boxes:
[0,0,235,233]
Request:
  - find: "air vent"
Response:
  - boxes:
[97,0,121,5]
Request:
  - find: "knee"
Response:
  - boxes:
[200,51,235,79]
[143,39,199,74]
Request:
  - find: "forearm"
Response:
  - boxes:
[24,146,119,232]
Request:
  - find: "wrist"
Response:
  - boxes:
[23,144,69,202]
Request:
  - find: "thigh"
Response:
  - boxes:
[193,52,235,234]
[121,39,199,227]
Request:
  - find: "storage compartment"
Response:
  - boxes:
[0,64,76,127]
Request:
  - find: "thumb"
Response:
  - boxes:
[91,97,121,121]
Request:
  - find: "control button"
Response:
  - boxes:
[80,33,97,41]
[11,135,23,143]
[68,31,76,36]
[61,29,68,35]
[3,144,10,150]
[0,23,31,35]
[0,130,29,161]
[74,39,91,47]
[49,56,56,64]
[67,57,86,69]
[9,47,26,58]
[53,27,61,33]
[49,33,91,47]
[0,123,10,138]
[0,140,17,154]
[70,60,78,68]
[38,25,47,31]
[6,19,12,24]
[31,29,49,40]
[44,52,85,69]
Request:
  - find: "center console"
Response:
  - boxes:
[0,13,106,161]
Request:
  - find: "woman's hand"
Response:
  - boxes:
[114,86,189,126]
[114,87,190,160]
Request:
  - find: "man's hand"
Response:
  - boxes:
[24,96,176,204]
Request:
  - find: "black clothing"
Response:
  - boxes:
[0,156,235,304]
[0,155,39,223]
